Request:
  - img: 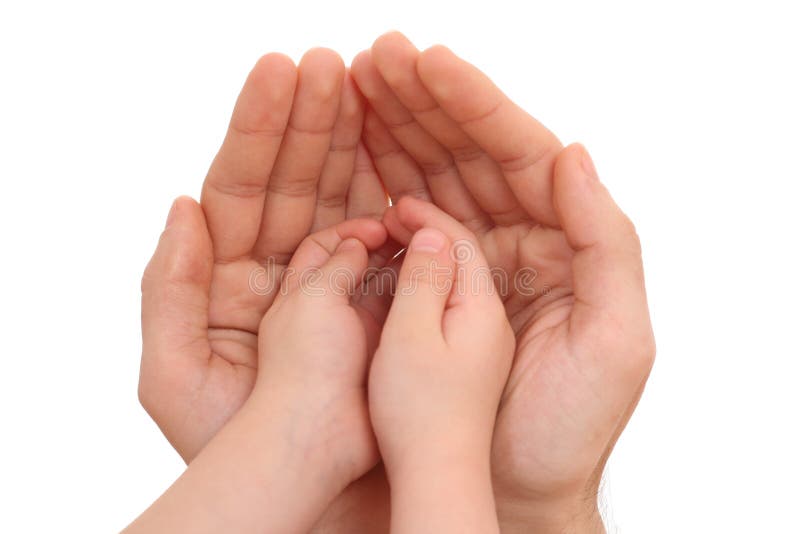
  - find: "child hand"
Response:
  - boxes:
[369,198,515,533]
[252,217,389,484]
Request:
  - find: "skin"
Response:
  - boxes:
[138,47,391,464]
[371,209,516,534]
[346,32,656,533]
[129,219,389,534]
[139,33,655,534]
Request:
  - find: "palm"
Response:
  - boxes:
[166,257,279,461]
[477,222,599,495]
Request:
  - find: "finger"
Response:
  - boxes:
[352,239,403,358]
[345,142,388,221]
[417,45,563,226]
[201,54,297,262]
[384,227,455,338]
[141,196,213,367]
[383,196,479,256]
[371,32,526,225]
[362,108,431,202]
[281,218,387,295]
[353,240,403,327]
[383,197,496,312]
[352,49,490,231]
[253,48,346,263]
[553,143,655,376]
[312,72,365,232]
[139,197,213,454]
[315,237,371,303]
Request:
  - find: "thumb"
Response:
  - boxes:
[553,144,655,374]
[139,197,213,417]
[384,228,455,340]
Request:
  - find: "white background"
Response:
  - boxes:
[1,1,798,532]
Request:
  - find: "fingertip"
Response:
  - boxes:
[387,225,456,331]
[554,143,639,254]
[301,47,345,70]
[394,194,423,216]
[336,218,388,250]
[350,50,381,99]
[394,195,429,229]
[148,196,212,289]
[554,143,603,202]
[373,30,410,49]
[359,218,389,250]
[165,195,203,231]
[323,237,370,295]
[350,49,373,78]
[407,227,448,254]
[371,31,428,104]
[254,52,296,72]
[299,47,346,99]
[337,236,366,253]
[372,31,417,63]
[333,237,370,268]
[236,54,297,130]
[417,44,455,82]
[382,205,414,245]
[250,53,298,92]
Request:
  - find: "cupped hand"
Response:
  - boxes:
[350,32,655,533]
[139,48,389,463]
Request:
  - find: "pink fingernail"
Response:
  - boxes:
[409,228,447,253]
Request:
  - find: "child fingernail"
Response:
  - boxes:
[409,228,447,253]
[337,237,361,252]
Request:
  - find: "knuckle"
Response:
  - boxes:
[267,172,319,198]
[449,142,485,164]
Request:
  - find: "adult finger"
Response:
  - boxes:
[352,49,489,231]
[253,48,345,263]
[371,32,526,225]
[552,143,655,378]
[139,197,214,457]
[201,54,297,262]
[311,72,365,232]
[345,142,389,221]
[417,45,563,226]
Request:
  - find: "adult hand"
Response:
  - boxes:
[139,48,389,463]
[348,32,655,534]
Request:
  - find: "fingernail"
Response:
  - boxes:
[409,228,447,253]
[580,146,599,181]
[337,237,362,252]
[165,199,178,228]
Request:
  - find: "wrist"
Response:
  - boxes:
[238,389,357,495]
[382,424,493,479]
[496,493,605,534]
[390,456,499,533]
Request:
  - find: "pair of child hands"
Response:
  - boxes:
[127,196,513,534]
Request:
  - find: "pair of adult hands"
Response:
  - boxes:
[139,32,655,533]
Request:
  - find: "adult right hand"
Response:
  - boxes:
[350,32,656,534]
